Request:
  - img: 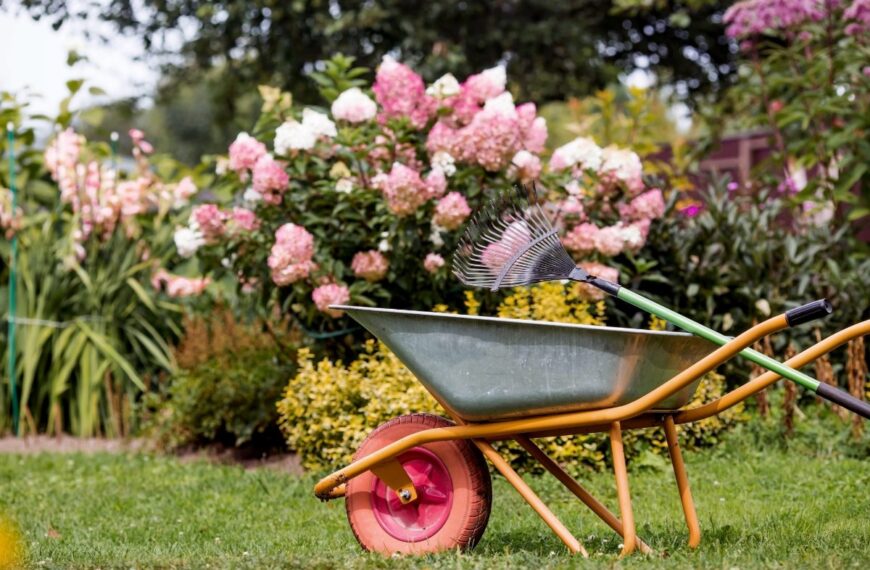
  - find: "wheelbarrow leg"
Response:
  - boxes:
[514,435,653,554]
[609,421,637,557]
[663,415,701,548]
[472,439,589,557]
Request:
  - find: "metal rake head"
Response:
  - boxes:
[453,187,585,291]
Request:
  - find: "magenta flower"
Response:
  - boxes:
[312,283,351,317]
[724,0,827,39]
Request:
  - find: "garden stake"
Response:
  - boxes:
[6,122,19,435]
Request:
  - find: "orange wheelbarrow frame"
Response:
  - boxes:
[315,313,870,557]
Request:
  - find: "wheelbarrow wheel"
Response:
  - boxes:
[346,413,492,555]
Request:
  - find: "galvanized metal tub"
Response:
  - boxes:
[335,305,716,422]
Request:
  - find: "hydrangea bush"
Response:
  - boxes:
[178,55,665,342]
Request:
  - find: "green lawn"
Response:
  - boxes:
[1,421,868,569]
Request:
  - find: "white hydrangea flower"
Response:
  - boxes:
[275,120,316,154]
[482,92,516,116]
[377,231,392,253]
[600,147,642,182]
[331,87,378,123]
[426,73,461,99]
[618,223,644,250]
[335,178,354,194]
[431,151,456,177]
[174,226,206,258]
[480,65,507,95]
[301,108,337,138]
[215,156,229,176]
[565,180,582,196]
[429,222,446,248]
[551,137,603,171]
[243,187,263,204]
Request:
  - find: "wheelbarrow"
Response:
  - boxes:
[314,303,869,557]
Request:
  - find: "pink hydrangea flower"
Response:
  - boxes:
[331,87,378,123]
[456,93,522,171]
[191,204,227,242]
[593,224,626,257]
[372,56,437,129]
[312,283,351,317]
[228,132,267,175]
[550,137,602,172]
[464,66,507,102]
[628,189,665,220]
[563,222,599,254]
[151,269,211,298]
[371,162,430,216]
[351,250,389,282]
[510,150,542,182]
[576,262,619,301]
[424,169,448,199]
[600,147,644,195]
[268,223,315,286]
[252,154,289,203]
[229,207,260,233]
[423,253,445,274]
[433,192,472,230]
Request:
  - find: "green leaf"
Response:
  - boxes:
[126,278,157,312]
[76,322,146,391]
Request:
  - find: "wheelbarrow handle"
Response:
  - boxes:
[785,299,833,327]
[816,383,870,420]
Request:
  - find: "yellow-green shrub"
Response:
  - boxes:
[277,283,743,472]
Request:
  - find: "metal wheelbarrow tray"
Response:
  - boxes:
[341,305,716,421]
[315,305,870,558]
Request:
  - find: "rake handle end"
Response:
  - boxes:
[785,299,832,327]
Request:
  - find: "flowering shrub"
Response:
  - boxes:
[715,0,869,218]
[176,55,663,344]
[277,284,741,471]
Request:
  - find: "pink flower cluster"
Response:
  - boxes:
[373,57,437,129]
[151,269,211,298]
[252,154,290,204]
[845,0,870,35]
[427,93,547,172]
[433,192,471,230]
[351,250,389,282]
[723,0,827,38]
[228,132,267,176]
[562,189,662,258]
[312,283,350,317]
[423,253,445,274]
[371,162,446,216]
[268,223,316,286]
[191,204,227,242]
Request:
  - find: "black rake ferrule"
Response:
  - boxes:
[568,267,621,296]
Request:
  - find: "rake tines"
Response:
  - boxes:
[453,188,580,291]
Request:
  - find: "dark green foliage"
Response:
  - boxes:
[144,346,296,449]
[612,181,868,370]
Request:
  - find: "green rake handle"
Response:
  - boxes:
[587,280,869,420]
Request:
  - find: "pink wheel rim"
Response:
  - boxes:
[371,447,454,542]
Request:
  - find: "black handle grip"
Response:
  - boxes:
[816,383,870,420]
[785,299,833,327]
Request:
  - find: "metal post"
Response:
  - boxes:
[6,122,19,435]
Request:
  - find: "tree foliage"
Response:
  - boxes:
[16,0,736,110]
